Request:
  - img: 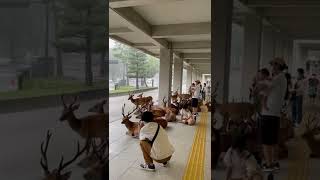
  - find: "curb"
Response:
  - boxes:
[109,87,158,97]
[0,87,158,114]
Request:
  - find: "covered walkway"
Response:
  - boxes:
[109,0,211,179]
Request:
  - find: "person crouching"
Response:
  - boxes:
[139,111,175,171]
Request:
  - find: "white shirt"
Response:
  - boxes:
[139,122,158,141]
[192,84,201,99]
[262,72,287,117]
[180,109,192,119]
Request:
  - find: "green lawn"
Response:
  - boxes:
[109,86,153,94]
[0,78,107,100]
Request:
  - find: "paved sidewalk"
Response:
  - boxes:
[109,112,211,180]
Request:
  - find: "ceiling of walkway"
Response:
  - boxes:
[109,0,211,74]
[238,0,320,39]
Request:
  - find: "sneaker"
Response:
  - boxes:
[272,162,280,170]
[140,163,155,171]
[262,163,274,172]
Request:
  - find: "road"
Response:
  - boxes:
[109,89,158,123]
[0,89,158,180]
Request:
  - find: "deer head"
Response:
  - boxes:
[121,104,138,124]
[40,130,88,180]
[83,140,108,180]
[59,95,80,121]
[88,99,107,113]
[128,93,134,100]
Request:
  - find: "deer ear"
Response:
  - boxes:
[128,115,132,119]
[62,171,72,179]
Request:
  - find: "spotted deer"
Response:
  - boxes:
[40,130,88,180]
[59,96,107,156]
[83,140,108,180]
[121,104,140,137]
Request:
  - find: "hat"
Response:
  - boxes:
[269,57,286,66]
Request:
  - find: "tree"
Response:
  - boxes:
[141,55,159,87]
[112,42,149,89]
[53,0,107,86]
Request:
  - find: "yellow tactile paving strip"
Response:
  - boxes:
[183,107,208,180]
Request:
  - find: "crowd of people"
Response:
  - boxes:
[220,57,320,180]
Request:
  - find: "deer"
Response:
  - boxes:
[128,93,153,108]
[162,97,177,122]
[40,130,88,180]
[121,104,140,137]
[302,113,320,157]
[178,93,191,101]
[83,140,108,180]
[171,89,179,103]
[59,95,107,166]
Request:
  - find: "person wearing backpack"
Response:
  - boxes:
[139,111,175,171]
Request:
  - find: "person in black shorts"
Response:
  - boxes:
[191,80,201,120]
[259,58,287,172]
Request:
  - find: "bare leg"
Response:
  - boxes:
[263,145,273,166]
[272,144,279,163]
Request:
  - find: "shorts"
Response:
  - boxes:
[260,115,280,145]
[191,98,199,108]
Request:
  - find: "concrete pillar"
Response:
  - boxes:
[275,33,284,57]
[287,40,294,73]
[159,47,173,105]
[260,27,275,68]
[173,57,183,93]
[212,0,233,103]
[186,65,192,87]
[241,14,262,100]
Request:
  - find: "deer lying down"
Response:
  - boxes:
[40,130,88,180]
[122,104,140,137]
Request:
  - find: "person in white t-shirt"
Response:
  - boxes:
[179,103,195,125]
[259,58,287,172]
[224,130,263,180]
[191,80,201,120]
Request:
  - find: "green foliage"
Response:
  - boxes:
[112,41,159,78]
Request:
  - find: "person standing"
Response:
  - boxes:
[291,68,305,126]
[308,74,319,103]
[259,58,287,172]
[202,83,207,101]
[191,80,201,120]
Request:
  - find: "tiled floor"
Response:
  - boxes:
[109,113,211,180]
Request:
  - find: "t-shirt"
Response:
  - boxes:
[261,73,287,117]
[180,109,192,119]
[223,148,259,179]
[192,84,201,99]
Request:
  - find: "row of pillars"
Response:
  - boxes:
[213,0,294,103]
[158,47,202,105]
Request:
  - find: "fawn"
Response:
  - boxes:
[121,104,140,137]
[83,140,108,180]
[40,130,88,180]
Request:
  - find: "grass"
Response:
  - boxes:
[109,86,155,94]
[0,78,107,100]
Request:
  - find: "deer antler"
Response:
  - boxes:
[121,104,126,117]
[61,95,67,108]
[58,141,88,173]
[127,106,138,116]
[70,95,79,107]
[40,130,52,175]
